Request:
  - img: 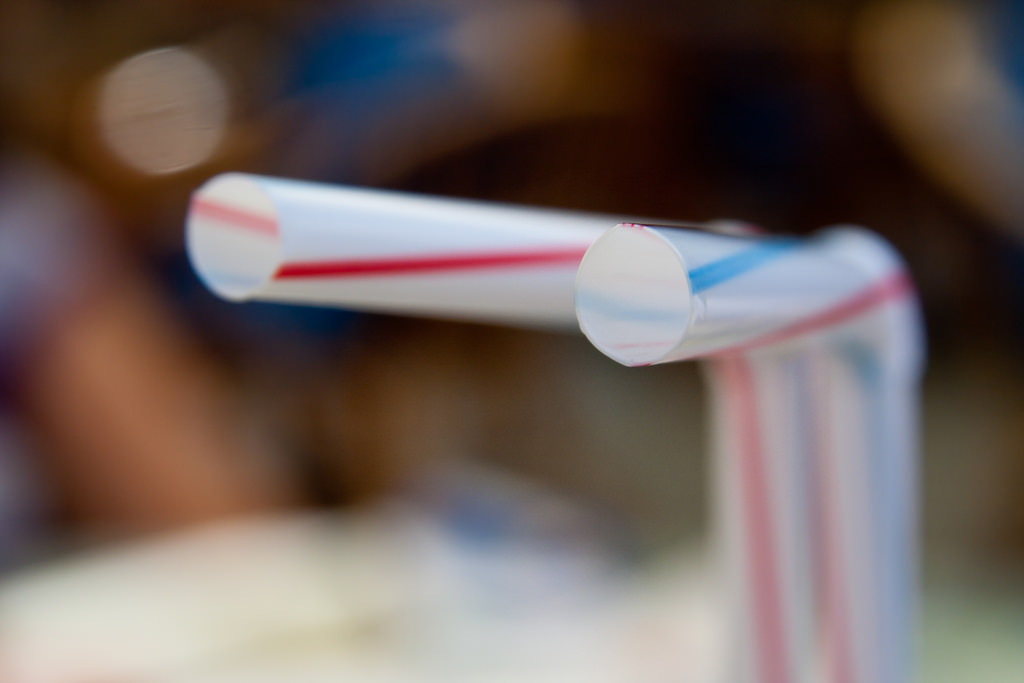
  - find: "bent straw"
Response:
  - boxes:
[185,177,924,683]
[573,223,913,365]
[577,222,924,683]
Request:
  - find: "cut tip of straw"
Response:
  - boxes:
[186,173,282,301]
[574,223,692,366]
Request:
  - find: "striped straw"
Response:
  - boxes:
[187,173,612,328]
[185,177,924,683]
[576,222,923,683]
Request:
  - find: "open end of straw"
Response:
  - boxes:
[186,173,282,301]
[574,224,692,366]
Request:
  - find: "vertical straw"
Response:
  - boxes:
[707,350,814,683]
[185,176,924,683]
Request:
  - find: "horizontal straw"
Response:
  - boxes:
[186,173,615,328]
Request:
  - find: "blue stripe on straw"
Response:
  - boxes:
[577,236,803,323]
[688,240,800,294]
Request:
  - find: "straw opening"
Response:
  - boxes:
[574,224,692,366]
[186,173,282,301]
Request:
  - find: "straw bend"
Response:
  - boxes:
[574,222,920,367]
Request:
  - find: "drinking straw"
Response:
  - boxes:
[186,173,612,328]
[186,178,924,683]
[573,222,913,365]
[577,222,924,683]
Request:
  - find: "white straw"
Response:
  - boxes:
[573,223,913,364]
[186,173,613,328]
[578,222,923,683]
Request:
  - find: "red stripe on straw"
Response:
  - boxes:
[190,198,279,237]
[718,355,790,683]
[724,272,913,354]
[273,248,590,279]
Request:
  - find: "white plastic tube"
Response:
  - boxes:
[186,173,613,327]
[577,222,924,683]
[574,223,914,365]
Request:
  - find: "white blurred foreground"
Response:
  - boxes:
[0,469,722,683]
[0,466,1021,683]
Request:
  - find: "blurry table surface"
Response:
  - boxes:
[0,504,1021,683]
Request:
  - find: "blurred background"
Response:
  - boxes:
[1,0,1023,680]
